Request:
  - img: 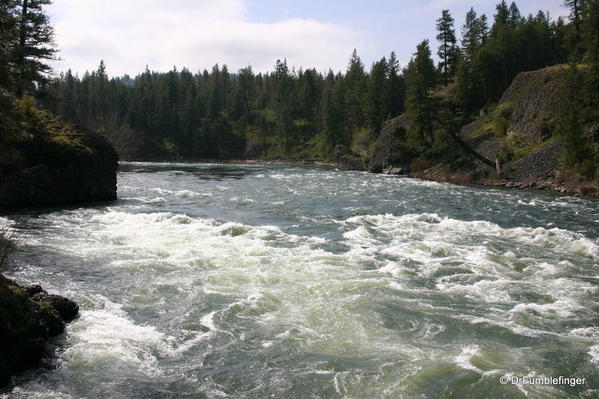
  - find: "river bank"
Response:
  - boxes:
[412,168,599,199]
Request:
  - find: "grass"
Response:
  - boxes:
[471,102,515,138]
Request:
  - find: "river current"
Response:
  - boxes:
[1,162,598,398]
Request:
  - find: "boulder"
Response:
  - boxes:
[368,114,412,173]
[31,291,79,322]
[0,276,79,387]
[0,89,119,209]
[383,166,407,175]
[333,144,365,171]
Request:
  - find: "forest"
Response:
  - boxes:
[1,0,598,177]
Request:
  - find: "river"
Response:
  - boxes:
[1,162,598,398]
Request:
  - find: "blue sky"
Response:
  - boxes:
[48,0,567,77]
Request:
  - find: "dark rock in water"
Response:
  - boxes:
[0,89,119,209]
[31,292,79,322]
[0,133,118,208]
[0,276,79,387]
[25,285,45,296]
[383,166,407,175]
[368,115,412,173]
[333,145,365,171]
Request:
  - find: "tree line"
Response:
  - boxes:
[42,51,406,160]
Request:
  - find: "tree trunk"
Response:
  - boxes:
[446,128,496,168]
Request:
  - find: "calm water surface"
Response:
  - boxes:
[1,162,598,398]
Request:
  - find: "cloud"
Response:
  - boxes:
[48,0,367,77]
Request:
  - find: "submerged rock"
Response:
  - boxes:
[0,275,79,387]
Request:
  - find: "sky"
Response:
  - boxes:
[47,0,568,78]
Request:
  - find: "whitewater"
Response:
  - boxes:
[1,162,597,398]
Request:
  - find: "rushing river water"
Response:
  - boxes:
[1,162,598,398]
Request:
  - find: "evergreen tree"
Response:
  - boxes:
[461,7,482,61]
[436,9,459,86]
[364,57,388,138]
[384,51,405,117]
[272,59,292,154]
[12,0,56,97]
[320,74,346,155]
[492,0,510,35]
[508,2,522,26]
[345,49,366,133]
[405,40,437,148]
[478,14,489,45]
[0,0,17,88]
[564,0,586,61]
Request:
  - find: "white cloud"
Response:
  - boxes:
[48,0,367,77]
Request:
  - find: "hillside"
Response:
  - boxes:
[338,65,598,197]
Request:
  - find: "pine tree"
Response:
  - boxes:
[320,74,347,155]
[508,2,522,26]
[405,40,437,147]
[436,9,459,86]
[12,0,56,97]
[272,59,292,154]
[492,1,510,35]
[345,49,366,132]
[478,14,489,45]
[384,51,405,117]
[0,0,17,88]
[564,0,586,61]
[461,8,481,62]
[365,57,388,138]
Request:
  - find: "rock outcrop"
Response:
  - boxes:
[368,115,412,174]
[0,90,118,208]
[0,275,78,387]
[362,65,597,197]
[497,65,569,143]
[333,144,365,171]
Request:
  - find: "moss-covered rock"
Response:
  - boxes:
[0,90,118,208]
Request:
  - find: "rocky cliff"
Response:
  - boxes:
[457,65,597,196]
[344,65,597,197]
[0,90,118,208]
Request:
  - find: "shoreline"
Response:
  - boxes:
[121,158,335,167]
[119,158,598,200]
[412,169,599,199]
